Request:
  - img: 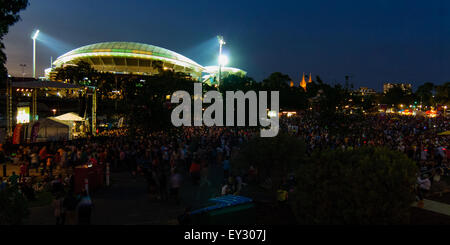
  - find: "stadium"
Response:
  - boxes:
[46,41,246,83]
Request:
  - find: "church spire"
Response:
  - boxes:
[308,73,312,83]
[300,72,307,91]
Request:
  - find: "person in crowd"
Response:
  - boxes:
[222,157,230,180]
[189,158,201,185]
[8,171,19,186]
[170,168,182,204]
[417,174,431,201]
[53,193,65,225]
[63,190,79,225]
[77,190,93,225]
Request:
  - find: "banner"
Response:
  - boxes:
[12,124,23,145]
[30,122,40,143]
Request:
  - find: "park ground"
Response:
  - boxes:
[22,162,450,225]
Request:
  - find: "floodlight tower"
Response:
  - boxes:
[31,30,40,78]
[217,35,226,86]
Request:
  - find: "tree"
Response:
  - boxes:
[260,72,309,111]
[0,0,29,85]
[55,61,97,85]
[219,74,257,93]
[293,147,417,224]
[232,133,307,188]
[381,85,413,106]
[261,72,291,90]
[436,82,450,105]
[122,72,197,134]
[415,82,435,106]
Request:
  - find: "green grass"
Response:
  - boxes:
[28,191,54,208]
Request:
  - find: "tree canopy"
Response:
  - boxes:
[382,85,413,106]
[0,0,29,84]
[293,147,417,224]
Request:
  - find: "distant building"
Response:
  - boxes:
[356,87,377,96]
[383,83,412,94]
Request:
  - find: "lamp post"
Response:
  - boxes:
[217,35,226,87]
[31,30,40,79]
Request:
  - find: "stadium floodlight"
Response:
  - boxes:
[31,29,40,78]
[219,54,229,66]
[217,35,226,86]
[32,30,40,40]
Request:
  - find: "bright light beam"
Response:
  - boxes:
[32,29,40,78]
[219,54,229,66]
[32,30,40,40]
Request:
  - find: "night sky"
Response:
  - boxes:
[4,0,450,91]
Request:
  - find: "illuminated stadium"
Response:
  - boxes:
[46,41,245,82]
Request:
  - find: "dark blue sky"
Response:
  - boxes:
[4,0,450,91]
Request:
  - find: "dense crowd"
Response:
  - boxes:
[282,112,450,201]
[0,112,448,224]
[0,126,260,224]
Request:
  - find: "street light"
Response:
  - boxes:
[31,29,40,79]
[217,35,226,86]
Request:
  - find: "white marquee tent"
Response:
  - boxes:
[53,112,84,122]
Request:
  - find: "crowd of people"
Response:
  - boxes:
[0,111,448,224]
[0,126,260,224]
[281,112,450,200]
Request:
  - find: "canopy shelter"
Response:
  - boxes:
[54,112,84,121]
[6,78,97,138]
[53,112,87,138]
[438,131,450,136]
[24,118,72,142]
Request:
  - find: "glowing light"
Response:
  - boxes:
[218,36,226,45]
[268,110,278,118]
[16,107,30,124]
[32,30,40,40]
[218,55,229,66]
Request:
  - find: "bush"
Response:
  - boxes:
[293,147,417,224]
[0,186,30,225]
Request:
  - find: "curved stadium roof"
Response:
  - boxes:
[53,42,204,74]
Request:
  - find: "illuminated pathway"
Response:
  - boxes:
[413,199,450,216]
